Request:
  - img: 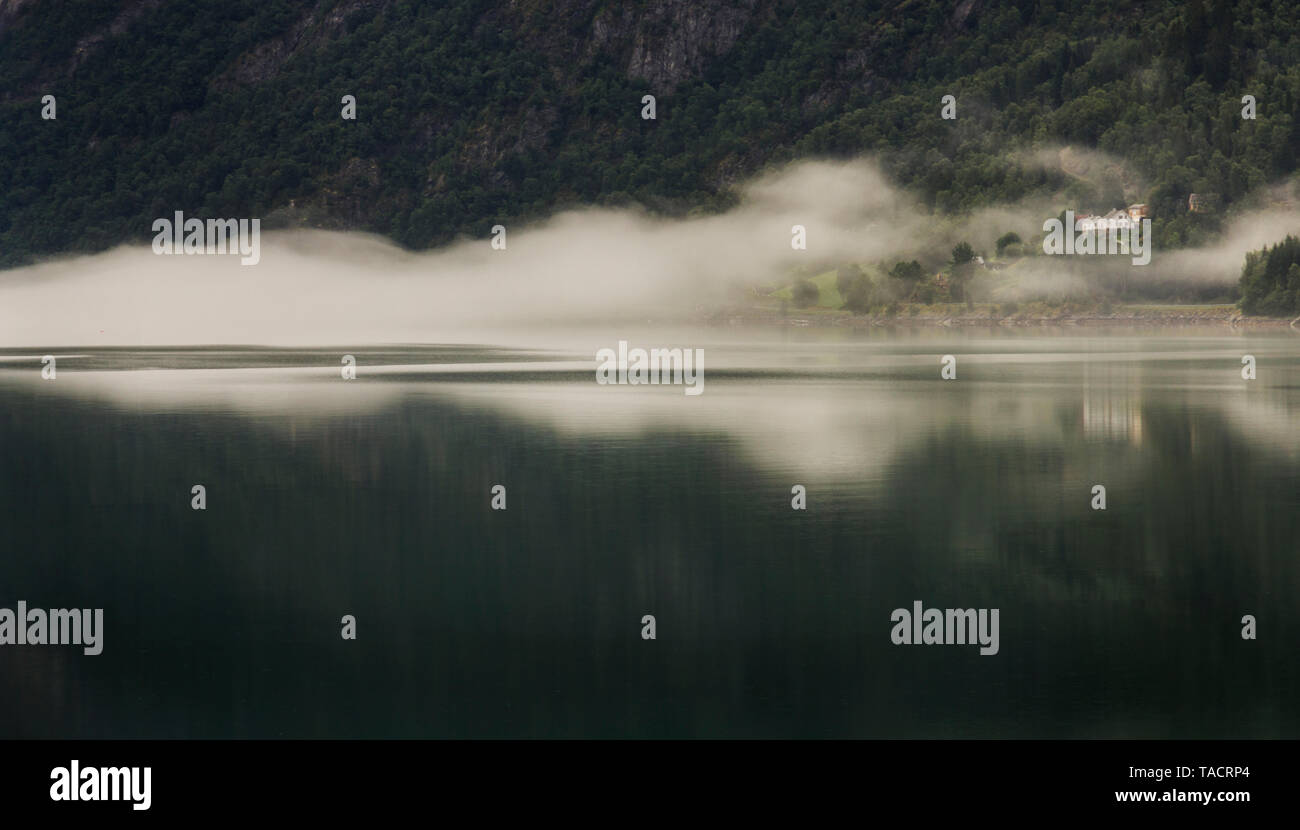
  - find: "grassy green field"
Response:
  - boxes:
[768,269,844,309]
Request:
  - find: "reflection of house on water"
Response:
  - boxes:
[1082,382,1143,444]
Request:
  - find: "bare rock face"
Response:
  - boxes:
[950,0,980,30]
[503,0,758,91]
[594,0,757,90]
[0,0,162,98]
[213,0,386,89]
[69,0,161,74]
[0,0,38,36]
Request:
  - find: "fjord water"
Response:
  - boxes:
[1,329,1297,738]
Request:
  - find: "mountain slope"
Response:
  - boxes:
[1,0,1298,267]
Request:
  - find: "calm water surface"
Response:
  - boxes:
[1,328,1297,737]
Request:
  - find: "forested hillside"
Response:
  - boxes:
[2,0,1299,269]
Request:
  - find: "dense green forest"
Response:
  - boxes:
[1239,235,1300,315]
[2,0,1299,312]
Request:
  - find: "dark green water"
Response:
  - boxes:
[1,330,1297,737]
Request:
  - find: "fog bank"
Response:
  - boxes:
[1,157,1296,346]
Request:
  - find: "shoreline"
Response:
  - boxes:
[705,304,1300,330]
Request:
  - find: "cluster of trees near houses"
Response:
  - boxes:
[792,231,1300,316]
[789,240,1000,314]
[1238,236,1300,316]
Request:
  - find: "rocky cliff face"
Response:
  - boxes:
[592,0,758,89]
[213,0,387,89]
[209,0,769,216]
[0,0,38,35]
[1,0,772,217]
[205,0,762,93]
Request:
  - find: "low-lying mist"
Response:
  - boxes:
[1,156,1295,346]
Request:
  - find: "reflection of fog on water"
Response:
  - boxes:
[0,333,1298,738]
[1082,366,1144,445]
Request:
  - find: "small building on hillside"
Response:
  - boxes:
[1073,209,1145,231]
[1101,208,1135,229]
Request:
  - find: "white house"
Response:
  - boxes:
[1101,208,1134,230]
